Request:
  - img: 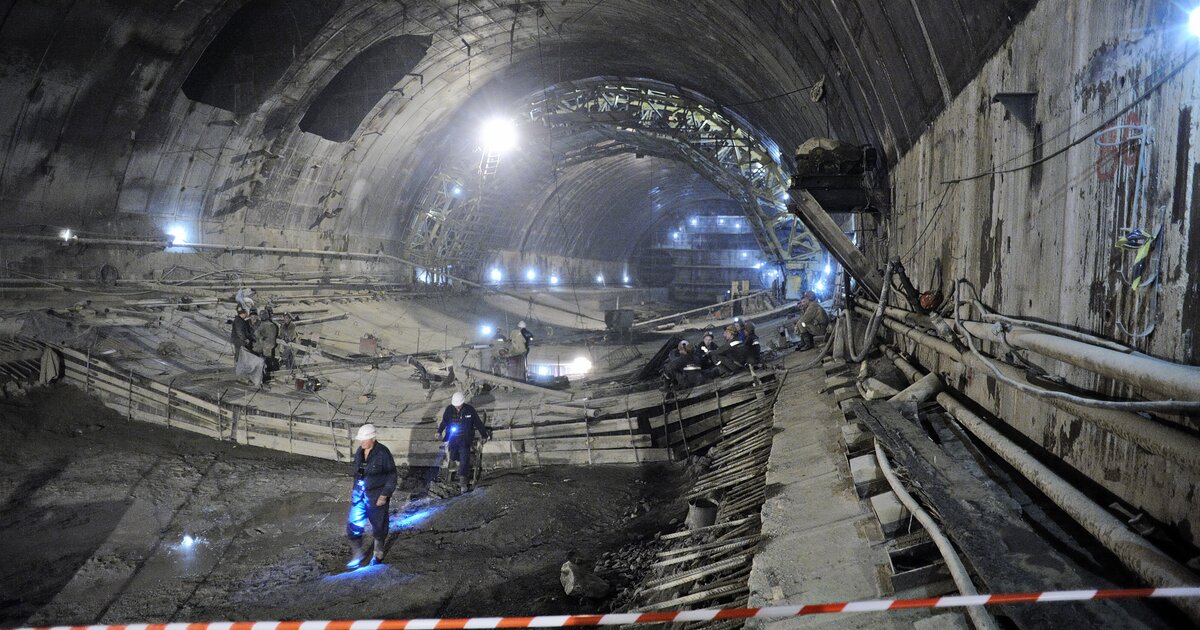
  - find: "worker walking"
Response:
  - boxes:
[346,423,397,568]
[794,291,830,351]
[438,392,492,494]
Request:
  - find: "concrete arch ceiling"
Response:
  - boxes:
[402,76,813,275]
[0,0,1035,268]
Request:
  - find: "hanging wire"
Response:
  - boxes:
[941,46,1200,184]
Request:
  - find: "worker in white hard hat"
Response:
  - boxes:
[438,392,492,493]
[345,423,396,568]
[507,320,533,381]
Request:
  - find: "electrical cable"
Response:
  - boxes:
[942,47,1200,184]
[988,44,1196,173]
[892,181,959,264]
[953,279,1200,412]
[724,82,820,108]
[842,263,895,362]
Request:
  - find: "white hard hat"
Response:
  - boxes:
[518,320,527,328]
[451,391,466,406]
[355,423,377,441]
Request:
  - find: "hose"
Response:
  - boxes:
[954,279,1200,413]
[792,327,838,371]
[843,263,895,362]
[874,440,1000,630]
[967,299,1133,354]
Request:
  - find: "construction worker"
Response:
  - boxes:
[507,321,531,380]
[229,308,254,360]
[743,320,762,364]
[697,331,719,368]
[712,325,747,375]
[794,291,830,351]
[516,320,534,348]
[438,392,492,493]
[665,340,704,387]
[346,423,397,568]
[254,309,279,370]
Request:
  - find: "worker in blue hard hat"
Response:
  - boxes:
[438,391,492,494]
[346,423,396,568]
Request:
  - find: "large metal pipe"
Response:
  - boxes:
[958,320,1200,402]
[872,311,1200,470]
[862,286,1195,402]
[888,352,1200,623]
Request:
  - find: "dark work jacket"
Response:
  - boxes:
[352,442,397,501]
[745,333,761,362]
[439,404,492,446]
[231,316,254,348]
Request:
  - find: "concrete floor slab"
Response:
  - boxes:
[747,359,920,629]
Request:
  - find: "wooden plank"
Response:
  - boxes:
[514,435,652,452]
[851,401,1155,628]
[512,448,669,466]
[462,366,573,400]
[490,417,636,440]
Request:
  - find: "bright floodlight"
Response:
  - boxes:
[452,185,463,196]
[814,279,827,293]
[689,217,698,226]
[568,356,592,374]
[671,232,680,240]
[181,534,195,547]
[740,251,748,259]
[480,117,517,153]
[166,225,188,245]
[537,365,551,377]
[595,274,605,284]
[622,274,630,283]
[525,268,537,281]
[480,324,494,337]
[488,267,503,282]
[549,275,559,285]
[824,263,832,275]
[1190,7,1200,36]
[59,228,73,242]
[782,191,791,201]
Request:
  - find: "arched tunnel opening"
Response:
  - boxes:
[1,1,1200,628]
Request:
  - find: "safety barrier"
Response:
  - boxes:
[11,587,1198,629]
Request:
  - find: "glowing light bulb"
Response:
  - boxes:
[480,117,517,153]
[166,225,188,245]
[489,268,502,282]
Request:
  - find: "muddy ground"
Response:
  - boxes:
[0,385,688,625]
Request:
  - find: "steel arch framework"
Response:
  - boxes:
[404,77,822,276]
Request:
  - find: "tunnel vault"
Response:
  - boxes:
[403,77,821,279]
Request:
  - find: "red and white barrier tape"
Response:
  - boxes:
[13,587,1200,629]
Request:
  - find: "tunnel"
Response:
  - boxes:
[0,0,1199,628]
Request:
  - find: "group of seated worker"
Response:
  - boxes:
[662,319,762,388]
